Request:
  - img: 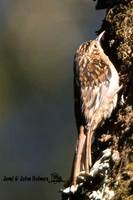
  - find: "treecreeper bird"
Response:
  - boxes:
[71,31,121,187]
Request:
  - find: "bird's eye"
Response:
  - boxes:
[94,44,97,48]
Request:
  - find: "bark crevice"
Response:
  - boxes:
[61,1,133,199]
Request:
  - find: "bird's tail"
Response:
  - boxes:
[71,126,92,185]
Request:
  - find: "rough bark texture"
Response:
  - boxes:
[97,1,133,199]
[62,1,133,199]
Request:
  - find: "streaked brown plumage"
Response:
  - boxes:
[71,31,120,186]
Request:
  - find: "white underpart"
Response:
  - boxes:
[107,64,119,95]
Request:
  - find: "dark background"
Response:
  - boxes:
[0,0,104,199]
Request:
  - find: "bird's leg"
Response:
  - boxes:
[72,126,86,185]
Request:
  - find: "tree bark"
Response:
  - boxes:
[62,1,133,199]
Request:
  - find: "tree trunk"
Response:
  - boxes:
[62,1,133,199]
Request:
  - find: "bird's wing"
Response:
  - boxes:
[74,55,112,127]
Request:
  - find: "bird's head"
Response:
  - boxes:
[88,31,105,54]
[77,31,105,56]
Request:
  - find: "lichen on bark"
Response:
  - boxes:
[98,1,133,199]
[61,1,133,199]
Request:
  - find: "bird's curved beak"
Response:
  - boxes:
[96,31,105,43]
